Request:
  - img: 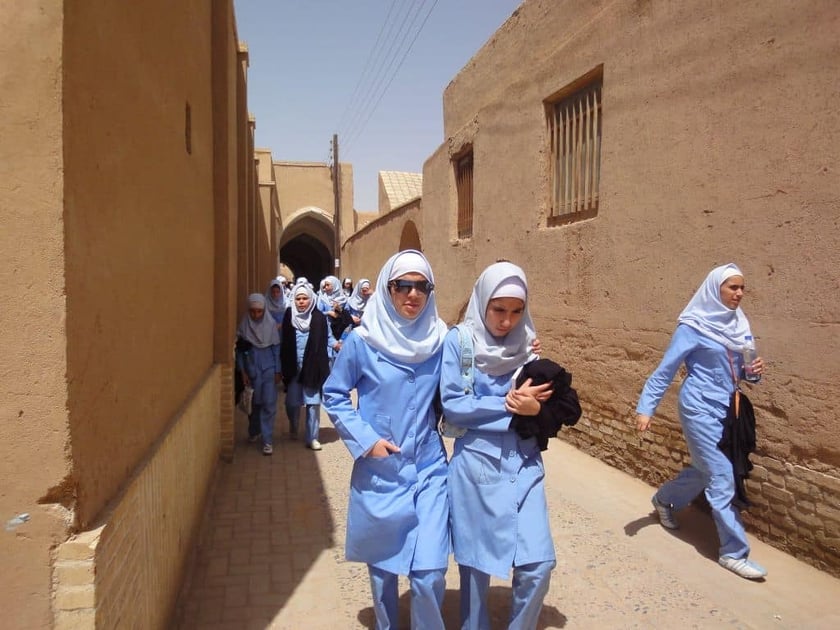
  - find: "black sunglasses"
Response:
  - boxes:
[388,279,434,295]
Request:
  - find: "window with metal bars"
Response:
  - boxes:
[455,151,474,239]
[547,68,602,225]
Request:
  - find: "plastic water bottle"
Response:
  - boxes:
[742,336,760,382]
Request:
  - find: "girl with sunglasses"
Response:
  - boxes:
[323,250,449,630]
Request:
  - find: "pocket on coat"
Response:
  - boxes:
[460,438,501,485]
[373,413,393,441]
[355,454,401,494]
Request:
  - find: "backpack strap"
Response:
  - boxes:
[455,323,475,394]
[438,324,473,439]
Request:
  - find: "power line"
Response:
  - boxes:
[334,0,400,135]
[339,0,439,157]
[340,0,428,151]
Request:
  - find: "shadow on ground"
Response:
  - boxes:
[624,503,720,562]
[356,586,567,629]
[173,403,334,629]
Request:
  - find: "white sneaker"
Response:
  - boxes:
[262,444,273,456]
[719,556,767,579]
[308,440,322,451]
[651,495,679,530]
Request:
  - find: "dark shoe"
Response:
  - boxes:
[651,494,679,530]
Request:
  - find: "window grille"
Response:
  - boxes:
[547,72,602,224]
[455,151,474,239]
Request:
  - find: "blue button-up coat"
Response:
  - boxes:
[323,332,450,574]
[440,328,555,579]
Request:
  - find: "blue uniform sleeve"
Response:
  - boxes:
[272,342,280,373]
[440,328,513,432]
[322,336,383,460]
[636,324,697,416]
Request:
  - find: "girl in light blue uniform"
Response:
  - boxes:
[317,274,346,316]
[440,262,555,630]
[636,263,767,579]
[265,278,286,328]
[323,250,449,630]
[235,293,281,455]
[281,282,337,450]
[344,278,372,326]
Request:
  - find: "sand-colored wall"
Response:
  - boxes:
[0,3,72,627]
[63,0,218,529]
[275,162,335,230]
[0,0,255,624]
[350,0,840,573]
[53,367,221,629]
[340,201,424,287]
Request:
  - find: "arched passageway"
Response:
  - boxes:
[280,234,331,285]
[278,206,335,284]
[399,220,421,251]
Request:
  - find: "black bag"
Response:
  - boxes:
[718,389,756,508]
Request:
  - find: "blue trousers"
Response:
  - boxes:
[459,561,553,630]
[368,565,445,630]
[657,399,750,559]
[249,372,278,445]
[286,403,320,444]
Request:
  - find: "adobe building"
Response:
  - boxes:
[0,2,271,627]
[251,150,355,284]
[340,0,840,574]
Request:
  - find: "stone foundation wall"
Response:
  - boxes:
[53,366,222,629]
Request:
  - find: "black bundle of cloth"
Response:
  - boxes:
[718,389,756,508]
[509,358,582,451]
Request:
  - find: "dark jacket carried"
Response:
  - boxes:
[509,358,582,451]
[280,308,331,390]
[718,389,756,508]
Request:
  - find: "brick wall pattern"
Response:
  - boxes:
[53,366,222,629]
[563,400,840,577]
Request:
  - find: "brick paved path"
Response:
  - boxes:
[173,405,840,629]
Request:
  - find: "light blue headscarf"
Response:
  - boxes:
[318,275,347,309]
[346,278,371,312]
[265,279,285,323]
[463,261,536,376]
[355,250,447,364]
[677,263,753,350]
[237,293,280,348]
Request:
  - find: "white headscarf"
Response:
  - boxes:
[462,262,536,376]
[291,283,317,332]
[295,276,311,289]
[678,263,753,350]
[237,293,280,348]
[318,274,347,309]
[265,279,285,321]
[347,278,371,312]
[356,250,447,364]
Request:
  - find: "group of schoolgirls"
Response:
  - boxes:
[320,249,767,629]
[322,250,580,630]
[236,274,373,455]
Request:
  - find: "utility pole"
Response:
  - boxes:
[332,134,341,278]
